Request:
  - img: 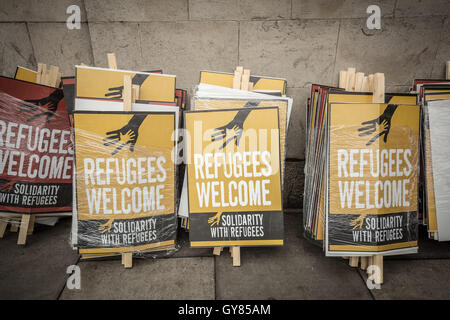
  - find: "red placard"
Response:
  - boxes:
[0,76,73,213]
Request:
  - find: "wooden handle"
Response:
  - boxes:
[107,53,118,69]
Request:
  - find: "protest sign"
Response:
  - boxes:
[326,103,420,255]
[185,107,283,247]
[0,76,72,214]
[73,111,176,253]
[76,66,176,103]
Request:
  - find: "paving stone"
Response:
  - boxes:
[0,23,35,77]
[84,0,188,22]
[0,217,79,300]
[292,0,395,19]
[239,20,340,88]
[60,256,215,299]
[139,21,239,90]
[189,0,291,20]
[395,0,450,18]
[28,22,94,76]
[0,0,86,22]
[334,17,445,87]
[360,259,450,299]
[215,211,371,299]
[88,22,143,70]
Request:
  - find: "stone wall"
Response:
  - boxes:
[1,0,449,208]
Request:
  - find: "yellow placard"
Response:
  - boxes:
[76,66,175,103]
[327,103,420,254]
[73,112,176,253]
[185,107,284,247]
[15,66,37,83]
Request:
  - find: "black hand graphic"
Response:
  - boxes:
[103,114,147,155]
[105,85,123,99]
[358,104,398,146]
[211,109,252,150]
[105,74,150,99]
[19,89,63,123]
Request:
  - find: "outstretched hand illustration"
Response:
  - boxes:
[208,212,223,227]
[350,213,367,230]
[18,89,63,123]
[103,114,147,155]
[105,73,149,99]
[211,109,252,150]
[358,104,398,146]
[98,218,114,234]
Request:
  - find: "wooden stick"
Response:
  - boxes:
[40,64,48,86]
[368,74,374,92]
[123,75,132,111]
[446,61,450,80]
[17,214,31,245]
[107,53,118,70]
[36,63,44,84]
[213,247,223,256]
[248,82,254,91]
[27,215,36,235]
[339,70,347,89]
[362,76,369,92]
[346,67,356,91]
[233,70,242,89]
[367,256,373,274]
[372,73,385,103]
[374,254,383,284]
[123,252,132,268]
[360,256,369,270]
[0,220,8,238]
[241,69,250,91]
[232,246,240,267]
[355,72,364,92]
[48,65,59,87]
[349,256,359,267]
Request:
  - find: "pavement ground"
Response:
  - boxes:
[1,210,450,300]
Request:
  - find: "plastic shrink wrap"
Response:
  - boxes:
[303,84,420,256]
[0,76,73,217]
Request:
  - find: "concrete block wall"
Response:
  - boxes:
[1,0,449,208]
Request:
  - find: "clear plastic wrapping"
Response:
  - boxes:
[71,107,179,258]
[0,76,73,217]
[303,84,421,256]
[325,103,420,256]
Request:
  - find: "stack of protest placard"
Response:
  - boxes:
[0,63,72,245]
[304,68,421,284]
[69,56,180,265]
[412,74,450,241]
[179,67,291,265]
